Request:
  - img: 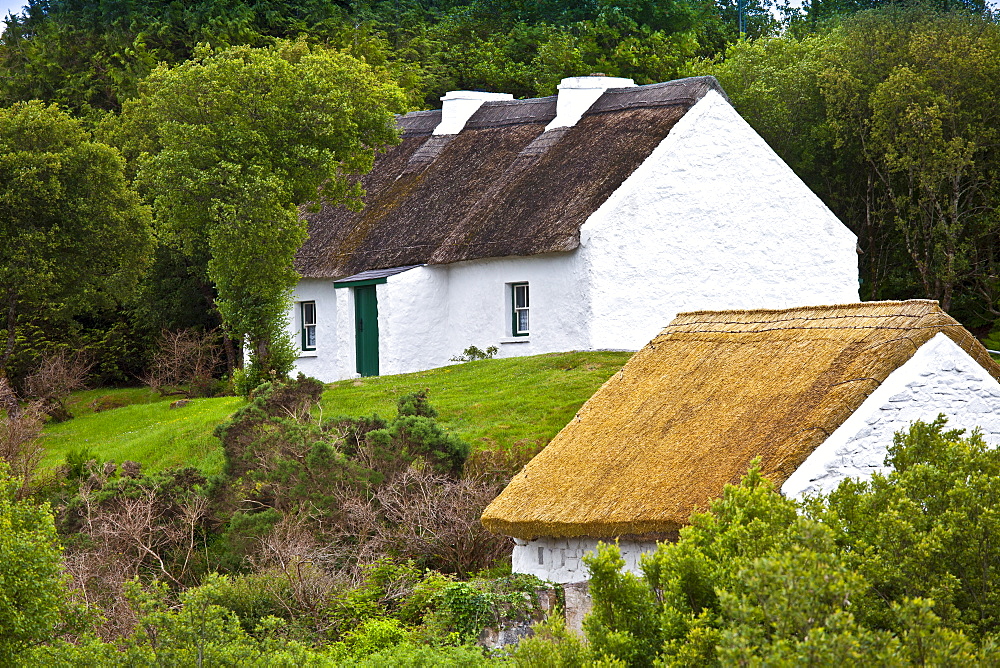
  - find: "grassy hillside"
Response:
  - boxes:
[40,351,633,474]
[41,390,242,474]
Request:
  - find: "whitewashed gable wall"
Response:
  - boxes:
[783,333,1000,498]
[579,90,860,351]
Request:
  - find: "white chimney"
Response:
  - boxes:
[433,90,514,135]
[545,75,636,132]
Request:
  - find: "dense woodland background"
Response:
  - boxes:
[3,0,1000,663]
[1,0,999,389]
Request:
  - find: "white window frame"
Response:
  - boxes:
[511,282,529,337]
[300,301,317,351]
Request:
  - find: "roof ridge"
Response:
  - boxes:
[659,323,966,336]
[675,299,940,319]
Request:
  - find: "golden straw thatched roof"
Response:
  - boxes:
[481,300,1000,540]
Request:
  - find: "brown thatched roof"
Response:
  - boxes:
[481,300,1000,540]
[296,76,725,278]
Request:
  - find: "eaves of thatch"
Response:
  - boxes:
[295,76,725,279]
[480,300,1000,541]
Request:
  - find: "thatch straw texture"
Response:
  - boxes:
[295,76,723,279]
[481,301,1000,540]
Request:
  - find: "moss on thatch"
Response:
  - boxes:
[481,300,1000,540]
[295,77,723,278]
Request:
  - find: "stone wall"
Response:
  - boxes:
[511,535,659,584]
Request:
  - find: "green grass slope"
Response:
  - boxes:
[320,351,633,451]
[40,351,633,473]
[41,392,242,474]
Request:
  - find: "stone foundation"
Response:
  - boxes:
[512,535,665,583]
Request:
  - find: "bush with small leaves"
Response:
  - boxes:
[0,463,72,663]
[572,419,1000,665]
[396,390,438,418]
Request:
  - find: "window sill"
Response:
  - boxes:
[298,351,319,358]
[499,337,530,344]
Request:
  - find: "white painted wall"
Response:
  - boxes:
[287,278,352,382]
[783,333,1000,498]
[291,252,591,382]
[443,252,590,366]
[512,536,659,583]
[580,90,860,351]
[377,266,450,376]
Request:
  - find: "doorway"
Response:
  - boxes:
[354,285,379,377]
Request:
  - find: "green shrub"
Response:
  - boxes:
[0,463,74,663]
[65,447,100,480]
[449,346,498,363]
[575,419,1000,665]
[367,416,470,477]
[343,617,411,657]
[510,613,605,668]
[212,509,284,574]
[396,390,438,418]
[426,575,543,643]
[206,571,291,633]
[340,641,494,667]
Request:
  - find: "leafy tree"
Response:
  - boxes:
[0,463,71,662]
[822,8,1000,313]
[0,100,152,381]
[791,0,993,28]
[0,0,355,113]
[562,418,1000,664]
[115,40,406,386]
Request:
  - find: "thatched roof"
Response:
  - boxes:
[481,300,1000,540]
[296,76,725,279]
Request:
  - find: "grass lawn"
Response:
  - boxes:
[320,351,633,451]
[40,350,633,473]
[41,391,242,474]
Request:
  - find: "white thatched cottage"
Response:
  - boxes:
[290,75,859,381]
[481,300,1000,583]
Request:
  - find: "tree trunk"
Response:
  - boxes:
[222,332,240,372]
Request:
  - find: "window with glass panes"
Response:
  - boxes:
[511,283,529,336]
[300,301,316,350]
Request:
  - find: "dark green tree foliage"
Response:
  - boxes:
[0,0,780,115]
[0,0,354,113]
[116,40,406,385]
[216,373,329,481]
[366,414,471,477]
[348,389,468,477]
[396,388,438,418]
[0,101,152,381]
[398,0,763,103]
[794,0,993,27]
[567,418,1000,665]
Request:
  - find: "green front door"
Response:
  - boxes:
[354,285,379,377]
